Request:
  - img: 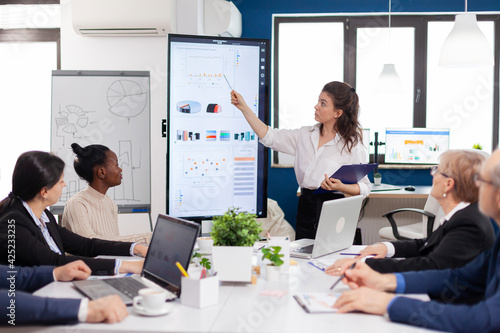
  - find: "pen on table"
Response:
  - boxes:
[223,74,233,90]
[329,262,356,290]
[340,253,361,256]
[175,261,189,278]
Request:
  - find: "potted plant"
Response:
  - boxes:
[373,171,382,186]
[473,143,483,150]
[211,207,262,282]
[261,246,284,282]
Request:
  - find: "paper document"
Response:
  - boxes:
[293,293,340,313]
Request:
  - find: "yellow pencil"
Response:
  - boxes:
[175,261,189,277]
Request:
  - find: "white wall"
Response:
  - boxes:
[60,0,168,231]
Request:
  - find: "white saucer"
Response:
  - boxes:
[134,304,172,317]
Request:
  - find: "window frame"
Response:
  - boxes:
[273,13,500,165]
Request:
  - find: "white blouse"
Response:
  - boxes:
[260,123,371,197]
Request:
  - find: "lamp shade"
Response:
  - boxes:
[439,13,494,67]
[375,63,403,93]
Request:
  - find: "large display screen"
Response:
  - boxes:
[385,128,450,164]
[167,34,269,220]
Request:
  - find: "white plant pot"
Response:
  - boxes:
[374,177,382,185]
[266,265,281,282]
[211,246,253,282]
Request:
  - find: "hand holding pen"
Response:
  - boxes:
[330,263,356,290]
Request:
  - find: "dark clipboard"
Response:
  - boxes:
[314,163,378,194]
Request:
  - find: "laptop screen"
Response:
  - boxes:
[142,214,199,294]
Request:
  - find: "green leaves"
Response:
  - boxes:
[211,207,262,246]
[261,246,284,266]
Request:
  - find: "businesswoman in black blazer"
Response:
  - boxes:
[327,149,495,275]
[0,151,147,275]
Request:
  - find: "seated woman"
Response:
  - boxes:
[62,143,152,244]
[0,151,146,275]
[327,149,495,275]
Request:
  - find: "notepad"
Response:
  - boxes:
[314,163,378,194]
[293,293,340,313]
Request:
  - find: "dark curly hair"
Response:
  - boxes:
[321,81,362,153]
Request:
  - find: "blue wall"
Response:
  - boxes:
[234,0,497,228]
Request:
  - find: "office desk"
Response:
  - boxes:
[5,247,434,333]
[369,185,432,199]
[297,185,432,199]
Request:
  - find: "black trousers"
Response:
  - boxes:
[295,188,344,240]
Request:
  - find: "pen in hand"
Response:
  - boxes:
[329,262,356,290]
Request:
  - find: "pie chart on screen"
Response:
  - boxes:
[107,80,148,118]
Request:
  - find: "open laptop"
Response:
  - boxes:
[290,195,363,259]
[73,214,199,305]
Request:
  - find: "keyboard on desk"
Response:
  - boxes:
[293,244,314,254]
[102,277,147,299]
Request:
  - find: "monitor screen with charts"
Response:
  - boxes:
[384,128,450,164]
[167,34,270,221]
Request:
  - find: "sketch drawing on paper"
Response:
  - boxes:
[107,80,148,120]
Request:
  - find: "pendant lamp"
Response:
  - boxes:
[439,1,493,67]
[375,0,403,93]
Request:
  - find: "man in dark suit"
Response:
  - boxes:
[1,261,127,325]
[332,149,500,332]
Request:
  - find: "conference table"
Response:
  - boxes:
[5,246,436,333]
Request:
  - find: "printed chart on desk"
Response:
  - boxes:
[167,34,269,220]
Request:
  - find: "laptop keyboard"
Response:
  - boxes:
[102,277,147,299]
[296,244,314,254]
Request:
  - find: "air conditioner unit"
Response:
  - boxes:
[204,0,242,37]
[72,0,176,37]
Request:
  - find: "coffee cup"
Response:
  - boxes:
[197,237,214,253]
[133,288,168,313]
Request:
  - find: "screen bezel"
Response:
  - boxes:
[141,214,200,295]
[166,33,269,222]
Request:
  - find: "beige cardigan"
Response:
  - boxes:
[62,186,151,244]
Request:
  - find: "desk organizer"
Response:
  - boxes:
[181,275,219,308]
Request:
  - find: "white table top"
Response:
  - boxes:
[5,246,435,333]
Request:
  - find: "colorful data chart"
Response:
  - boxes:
[220,130,231,141]
[206,103,222,113]
[206,130,217,141]
[234,131,256,141]
[177,130,200,141]
[176,100,201,114]
[183,156,229,178]
[233,157,255,196]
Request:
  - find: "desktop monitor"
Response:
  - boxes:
[167,34,269,221]
[384,128,450,164]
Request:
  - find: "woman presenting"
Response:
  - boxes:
[231,81,370,239]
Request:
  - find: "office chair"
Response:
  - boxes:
[379,194,445,241]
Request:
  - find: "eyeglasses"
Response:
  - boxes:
[430,165,451,178]
[473,173,496,187]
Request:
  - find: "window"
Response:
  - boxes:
[0,2,60,198]
[273,14,499,165]
[274,19,344,165]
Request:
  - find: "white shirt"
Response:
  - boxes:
[260,124,371,197]
[383,201,471,257]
